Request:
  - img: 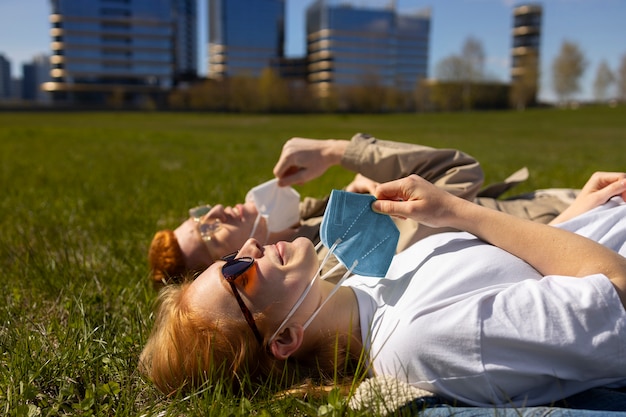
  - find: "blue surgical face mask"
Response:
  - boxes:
[267,190,398,345]
[320,190,399,278]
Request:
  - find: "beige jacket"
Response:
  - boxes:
[295,133,485,280]
[293,133,577,281]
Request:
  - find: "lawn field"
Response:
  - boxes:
[0,107,624,415]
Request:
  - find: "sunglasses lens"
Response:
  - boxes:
[198,218,221,241]
[222,257,254,281]
[221,251,238,262]
[189,204,212,219]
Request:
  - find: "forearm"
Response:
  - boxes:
[373,175,626,308]
[450,196,626,290]
[341,133,484,199]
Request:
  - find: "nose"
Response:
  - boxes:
[238,238,264,258]
[202,204,226,222]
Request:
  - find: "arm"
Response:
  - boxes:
[372,175,626,308]
[345,173,380,195]
[274,133,484,200]
[549,171,626,225]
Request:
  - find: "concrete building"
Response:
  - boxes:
[511,3,542,104]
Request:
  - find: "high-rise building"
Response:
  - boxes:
[23,54,51,102]
[511,3,542,102]
[306,0,430,96]
[173,0,198,81]
[44,0,197,105]
[0,53,12,99]
[208,0,285,79]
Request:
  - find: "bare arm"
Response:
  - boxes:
[273,138,349,186]
[549,172,626,225]
[372,175,626,308]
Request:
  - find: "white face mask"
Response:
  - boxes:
[245,178,301,233]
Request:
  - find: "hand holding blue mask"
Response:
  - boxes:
[269,190,399,343]
[320,190,399,277]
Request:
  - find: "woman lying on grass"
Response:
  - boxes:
[148,134,485,287]
[148,134,576,287]
[140,170,626,407]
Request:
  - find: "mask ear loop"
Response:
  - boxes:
[301,259,358,332]
[268,238,342,343]
[249,212,270,242]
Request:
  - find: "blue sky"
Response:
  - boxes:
[0,0,624,102]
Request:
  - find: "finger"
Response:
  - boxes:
[371,199,411,219]
[276,166,301,183]
[273,156,297,180]
[599,179,626,202]
[373,180,406,201]
[276,169,307,187]
[593,172,626,190]
[374,175,420,201]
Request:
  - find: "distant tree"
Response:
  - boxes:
[429,81,464,111]
[258,68,289,112]
[341,73,388,112]
[552,40,588,104]
[510,50,539,110]
[461,36,485,82]
[414,78,431,111]
[618,54,626,102]
[107,87,125,109]
[435,55,466,81]
[435,36,487,110]
[229,75,261,112]
[460,36,486,110]
[592,60,615,102]
[435,37,485,82]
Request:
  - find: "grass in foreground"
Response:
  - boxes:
[0,106,624,416]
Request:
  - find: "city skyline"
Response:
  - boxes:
[0,0,624,102]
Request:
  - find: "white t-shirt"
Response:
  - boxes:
[345,197,626,407]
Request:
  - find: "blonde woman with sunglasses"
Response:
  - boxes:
[140,171,626,411]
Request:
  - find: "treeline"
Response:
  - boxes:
[165,68,512,113]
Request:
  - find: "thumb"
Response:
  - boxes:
[371,199,409,220]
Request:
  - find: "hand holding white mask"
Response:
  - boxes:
[245,178,301,233]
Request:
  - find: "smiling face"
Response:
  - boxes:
[174,202,269,272]
[185,237,320,344]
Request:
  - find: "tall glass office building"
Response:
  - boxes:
[44,0,197,105]
[173,0,198,81]
[23,54,51,102]
[0,54,11,99]
[306,0,430,95]
[208,0,285,79]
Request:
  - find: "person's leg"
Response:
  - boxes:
[403,388,626,416]
[416,406,626,416]
[555,387,626,411]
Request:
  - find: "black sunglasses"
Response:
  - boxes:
[221,252,264,345]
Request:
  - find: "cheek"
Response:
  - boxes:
[215,227,247,253]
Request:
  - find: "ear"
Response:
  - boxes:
[269,324,304,360]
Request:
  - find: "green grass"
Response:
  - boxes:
[0,106,624,416]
